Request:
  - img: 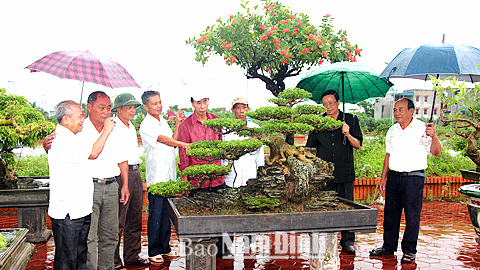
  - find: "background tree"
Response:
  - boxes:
[357,100,374,117]
[188,0,361,96]
[0,88,55,185]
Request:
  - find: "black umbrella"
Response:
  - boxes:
[380,42,480,121]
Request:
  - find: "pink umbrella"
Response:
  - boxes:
[25,51,140,103]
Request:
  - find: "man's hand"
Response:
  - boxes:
[176,109,186,123]
[42,132,56,153]
[425,123,437,138]
[180,142,191,150]
[120,185,130,205]
[379,177,387,194]
[103,117,115,134]
[342,123,350,135]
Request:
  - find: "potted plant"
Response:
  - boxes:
[433,76,480,244]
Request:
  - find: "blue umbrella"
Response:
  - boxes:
[380,43,480,121]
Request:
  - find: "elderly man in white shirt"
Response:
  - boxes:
[111,93,150,269]
[222,96,265,188]
[48,100,114,270]
[139,90,190,264]
[370,98,442,264]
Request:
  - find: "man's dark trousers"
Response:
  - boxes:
[383,171,425,254]
[147,193,172,256]
[115,168,143,265]
[51,214,91,270]
[323,181,355,247]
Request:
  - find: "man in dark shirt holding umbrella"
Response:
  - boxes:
[305,90,363,255]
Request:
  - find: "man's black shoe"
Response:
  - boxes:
[370,247,394,256]
[342,245,356,255]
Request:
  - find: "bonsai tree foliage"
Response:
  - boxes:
[0,88,55,185]
[432,76,480,171]
[187,0,361,96]
[172,88,344,209]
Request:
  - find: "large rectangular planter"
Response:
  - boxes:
[0,228,36,270]
[167,197,377,240]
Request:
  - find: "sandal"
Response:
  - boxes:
[148,254,164,264]
[125,258,151,266]
[370,247,394,256]
[401,253,416,263]
[162,250,180,257]
[114,265,125,270]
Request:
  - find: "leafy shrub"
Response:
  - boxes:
[15,154,49,176]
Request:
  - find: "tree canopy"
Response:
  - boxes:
[188,0,361,96]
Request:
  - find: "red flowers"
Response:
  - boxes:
[281,60,287,64]
[348,46,352,50]
[321,51,328,57]
[185,40,188,45]
[290,14,296,20]
[355,48,362,55]
[260,24,266,30]
[222,42,227,47]
[301,48,310,55]
[202,35,207,41]
[229,56,237,62]
[271,25,278,31]
[283,28,290,33]
[196,39,202,44]
[261,35,268,41]
[230,14,234,19]
[307,34,315,40]
[297,21,303,27]
[343,37,347,41]
[285,54,291,59]
[280,50,288,55]
[285,19,290,24]
[273,38,280,45]
[266,30,274,36]
[326,14,331,18]
[226,44,232,50]
[206,26,210,30]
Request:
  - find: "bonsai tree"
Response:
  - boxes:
[165,88,345,210]
[0,88,55,187]
[432,76,480,171]
[187,0,361,96]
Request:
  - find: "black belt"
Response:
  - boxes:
[93,177,116,184]
[391,170,426,177]
[129,164,139,171]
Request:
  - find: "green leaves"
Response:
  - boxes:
[182,164,232,179]
[147,180,193,197]
[187,139,264,161]
[187,1,360,96]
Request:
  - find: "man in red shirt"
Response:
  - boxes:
[178,95,225,191]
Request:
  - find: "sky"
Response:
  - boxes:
[1,0,480,113]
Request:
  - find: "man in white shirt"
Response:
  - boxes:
[81,91,129,270]
[112,93,150,269]
[48,100,114,270]
[370,98,442,264]
[139,90,190,264]
[222,96,264,187]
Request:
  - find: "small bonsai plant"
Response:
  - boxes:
[432,76,480,172]
[150,88,345,211]
[0,88,55,188]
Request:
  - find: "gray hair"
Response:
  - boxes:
[55,100,79,123]
[141,90,160,105]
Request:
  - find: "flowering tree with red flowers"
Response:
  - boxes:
[187,0,361,96]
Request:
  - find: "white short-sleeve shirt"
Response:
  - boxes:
[140,114,177,187]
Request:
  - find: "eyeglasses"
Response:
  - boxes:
[323,101,338,107]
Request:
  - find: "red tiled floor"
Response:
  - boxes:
[1,200,479,269]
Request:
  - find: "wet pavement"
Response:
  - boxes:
[1,200,479,269]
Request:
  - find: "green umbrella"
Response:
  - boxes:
[297,62,393,114]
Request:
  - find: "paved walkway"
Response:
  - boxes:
[1,200,479,269]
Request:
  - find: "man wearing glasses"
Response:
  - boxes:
[305,90,363,255]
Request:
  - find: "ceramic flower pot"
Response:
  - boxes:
[459,170,480,244]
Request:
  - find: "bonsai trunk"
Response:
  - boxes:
[466,130,480,172]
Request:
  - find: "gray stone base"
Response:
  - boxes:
[17,207,51,242]
[309,232,339,270]
[185,238,218,270]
